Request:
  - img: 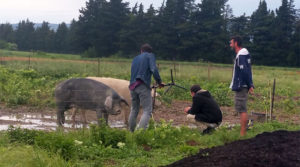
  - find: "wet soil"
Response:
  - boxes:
[166,130,300,167]
[0,100,242,131]
[0,100,299,131]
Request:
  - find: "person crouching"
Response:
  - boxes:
[184,85,222,134]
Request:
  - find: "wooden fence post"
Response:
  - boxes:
[270,78,276,121]
[0,51,2,65]
[208,61,211,81]
[97,58,100,77]
[173,60,176,80]
[28,50,32,69]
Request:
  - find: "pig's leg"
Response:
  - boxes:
[96,109,107,126]
[81,110,87,125]
[71,107,77,128]
[57,107,66,126]
[103,112,108,125]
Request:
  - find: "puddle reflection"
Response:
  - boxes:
[0,113,127,131]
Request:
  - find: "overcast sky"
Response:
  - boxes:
[0,0,299,24]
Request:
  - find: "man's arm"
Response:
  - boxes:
[187,96,202,115]
[149,53,162,84]
[239,55,254,89]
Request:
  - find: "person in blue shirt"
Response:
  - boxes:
[230,36,254,136]
[128,43,164,132]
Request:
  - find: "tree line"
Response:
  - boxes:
[0,0,299,67]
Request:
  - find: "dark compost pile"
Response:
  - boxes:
[166,130,300,167]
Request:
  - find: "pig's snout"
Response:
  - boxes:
[112,109,121,115]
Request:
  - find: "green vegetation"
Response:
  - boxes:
[0,50,299,166]
[0,121,299,167]
[0,49,299,113]
[1,0,299,67]
[0,40,17,51]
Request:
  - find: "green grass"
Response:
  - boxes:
[0,49,299,113]
[0,121,299,167]
[0,145,71,167]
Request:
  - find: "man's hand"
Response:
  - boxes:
[249,87,254,95]
[158,83,165,88]
[184,107,191,114]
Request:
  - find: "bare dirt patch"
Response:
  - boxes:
[166,130,300,167]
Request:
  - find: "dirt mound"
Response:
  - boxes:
[166,130,300,167]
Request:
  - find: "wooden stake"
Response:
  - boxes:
[269,80,272,121]
[0,52,2,65]
[28,50,32,69]
[208,62,211,81]
[270,79,276,121]
[97,58,100,77]
[173,60,176,80]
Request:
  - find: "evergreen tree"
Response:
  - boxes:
[0,23,14,42]
[54,22,69,53]
[143,4,161,54]
[120,3,145,56]
[249,0,275,65]
[229,14,250,43]
[15,19,35,50]
[34,22,55,52]
[157,0,196,60]
[76,0,130,57]
[76,0,108,55]
[289,19,300,66]
[193,0,230,62]
[67,19,81,53]
[272,0,296,66]
[131,3,138,16]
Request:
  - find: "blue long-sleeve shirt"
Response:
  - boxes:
[230,48,254,91]
[130,52,162,89]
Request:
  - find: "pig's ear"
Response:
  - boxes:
[120,98,129,106]
[104,96,113,110]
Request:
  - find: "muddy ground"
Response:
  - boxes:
[0,100,299,131]
[166,130,300,167]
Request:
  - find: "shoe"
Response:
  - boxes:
[247,119,254,131]
[202,127,215,135]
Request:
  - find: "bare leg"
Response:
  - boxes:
[240,112,248,136]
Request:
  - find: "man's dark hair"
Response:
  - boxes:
[141,43,153,53]
[190,85,201,93]
[231,36,243,47]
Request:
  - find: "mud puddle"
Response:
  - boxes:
[0,112,127,131]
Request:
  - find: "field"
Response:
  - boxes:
[0,49,299,166]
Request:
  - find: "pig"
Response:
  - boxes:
[55,78,128,126]
[85,77,162,125]
[86,77,162,106]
